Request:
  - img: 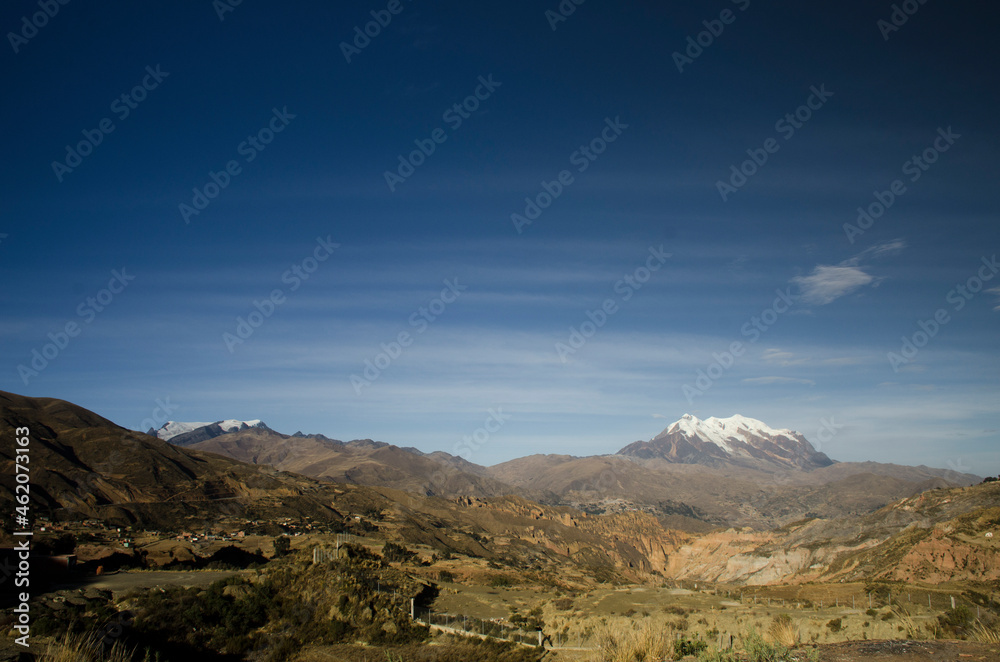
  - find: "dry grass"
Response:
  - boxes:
[891,605,928,641]
[594,622,674,662]
[767,614,797,648]
[973,620,1000,644]
[35,631,144,662]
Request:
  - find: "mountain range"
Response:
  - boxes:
[2,390,997,587]
[150,418,269,445]
[146,412,978,531]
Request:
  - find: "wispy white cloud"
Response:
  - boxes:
[761,348,868,368]
[842,239,906,266]
[762,348,795,361]
[820,356,866,366]
[761,348,807,366]
[988,287,1000,311]
[742,376,816,385]
[792,265,874,305]
[793,239,905,305]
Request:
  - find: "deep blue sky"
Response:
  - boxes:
[2,1,998,473]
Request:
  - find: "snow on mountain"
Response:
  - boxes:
[664,414,797,456]
[619,413,834,471]
[154,421,213,441]
[153,419,266,441]
[218,419,263,432]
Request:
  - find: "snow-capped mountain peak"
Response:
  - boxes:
[152,419,267,442]
[218,419,263,432]
[665,414,795,455]
[153,421,213,441]
[619,413,834,471]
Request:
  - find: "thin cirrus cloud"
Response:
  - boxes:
[792,265,874,305]
[792,240,905,305]
[988,287,1000,311]
[741,376,816,386]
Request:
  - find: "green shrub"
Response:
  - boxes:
[553,597,574,610]
[675,636,708,658]
[939,605,975,638]
[273,535,291,557]
[742,628,804,662]
[489,574,513,587]
[382,542,416,564]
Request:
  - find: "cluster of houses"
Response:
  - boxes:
[174,530,247,543]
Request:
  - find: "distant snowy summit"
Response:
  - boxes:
[618,413,834,471]
[149,419,269,446]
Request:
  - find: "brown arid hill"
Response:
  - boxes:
[3,390,995,590]
[334,488,690,582]
[818,481,1000,584]
[662,480,1000,585]
[185,426,546,500]
[0,390,347,530]
[0,391,683,582]
[487,452,979,530]
[163,413,976,531]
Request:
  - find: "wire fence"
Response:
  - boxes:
[415,610,543,646]
[732,590,980,613]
